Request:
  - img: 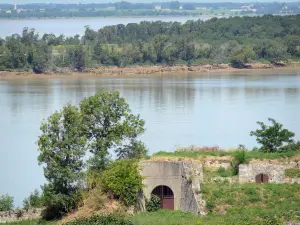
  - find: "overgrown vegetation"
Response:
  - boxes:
[0,194,14,211]
[145,195,161,212]
[285,168,300,178]
[1,15,300,73]
[102,160,144,206]
[23,189,44,211]
[200,182,300,225]
[36,90,146,220]
[152,149,298,161]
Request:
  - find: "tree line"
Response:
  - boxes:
[1,15,300,73]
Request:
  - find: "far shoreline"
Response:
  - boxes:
[1,63,300,81]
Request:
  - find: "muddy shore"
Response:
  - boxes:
[1,63,300,80]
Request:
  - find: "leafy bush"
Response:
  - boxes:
[231,145,248,175]
[250,118,295,152]
[0,194,14,211]
[279,141,300,152]
[145,195,161,212]
[285,168,300,178]
[102,159,144,206]
[41,189,82,220]
[23,189,44,211]
[65,214,133,225]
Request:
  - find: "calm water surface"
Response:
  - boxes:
[1,70,300,205]
[0,16,209,37]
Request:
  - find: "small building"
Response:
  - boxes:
[139,161,206,215]
[239,162,300,184]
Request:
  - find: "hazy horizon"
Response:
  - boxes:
[0,0,298,4]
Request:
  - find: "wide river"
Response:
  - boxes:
[0,16,210,37]
[1,70,300,206]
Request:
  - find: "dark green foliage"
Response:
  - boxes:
[1,15,300,73]
[40,189,82,220]
[230,46,256,68]
[32,43,51,74]
[0,194,14,211]
[250,118,295,152]
[36,90,146,220]
[116,140,148,160]
[37,104,86,219]
[65,214,133,225]
[68,45,86,71]
[23,189,44,211]
[145,195,161,212]
[80,90,145,170]
[102,160,144,206]
[279,141,300,152]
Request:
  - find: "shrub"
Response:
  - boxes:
[145,195,161,212]
[65,214,133,225]
[0,194,14,211]
[41,190,82,220]
[231,145,248,175]
[23,189,44,211]
[102,159,144,206]
[250,118,295,152]
[279,141,300,152]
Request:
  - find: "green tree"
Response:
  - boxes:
[37,104,87,219]
[0,194,14,211]
[230,46,256,68]
[102,159,144,206]
[23,189,44,210]
[80,90,145,170]
[250,118,295,152]
[116,139,148,160]
[68,45,86,71]
[32,43,51,74]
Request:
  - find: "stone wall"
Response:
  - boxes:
[239,162,300,183]
[140,161,205,215]
[0,208,42,223]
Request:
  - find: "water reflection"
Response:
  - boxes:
[0,71,300,206]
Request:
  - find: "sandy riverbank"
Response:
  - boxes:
[1,63,300,80]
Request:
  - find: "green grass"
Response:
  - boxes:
[285,168,300,178]
[202,183,300,224]
[130,210,200,225]
[130,183,300,225]
[152,150,298,161]
[4,221,39,225]
[5,220,55,225]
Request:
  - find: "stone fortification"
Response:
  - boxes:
[239,161,300,183]
[140,161,206,215]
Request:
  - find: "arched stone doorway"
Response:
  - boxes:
[255,173,269,184]
[152,185,174,210]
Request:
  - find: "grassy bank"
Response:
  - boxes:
[152,149,299,161]
[130,183,300,225]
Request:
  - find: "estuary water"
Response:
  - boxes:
[0,16,209,37]
[1,70,300,205]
